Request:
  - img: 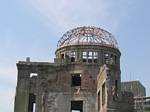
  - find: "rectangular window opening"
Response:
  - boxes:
[104,53,110,64]
[82,59,87,63]
[82,52,87,63]
[98,91,100,111]
[61,53,64,59]
[71,57,75,62]
[30,73,38,78]
[70,51,76,62]
[105,58,109,64]
[87,52,92,63]
[104,53,109,57]
[33,103,36,112]
[93,52,98,57]
[109,54,114,64]
[88,52,93,58]
[94,59,98,63]
[115,80,118,97]
[88,59,92,63]
[71,74,81,87]
[114,56,117,64]
[93,52,98,63]
[110,54,113,58]
[28,93,36,112]
[71,101,83,112]
[102,83,105,106]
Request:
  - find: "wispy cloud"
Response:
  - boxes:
[0,1,135,112]
[24,0,133,33]
[0,64,17,88]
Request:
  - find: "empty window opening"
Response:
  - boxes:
[72,111,80,112]
[109,54,114,64]
[114,56,117,64]
[82,52,87,63]
[98,91,101,111]
[105,53,109,57]
[104,53,110,64]
[70,51,76,62]
[102,83,105,105]
[106,69,111,77]
[88,52,92,63]
[71,57,75,62]
[104,58,109,64]
[93,52,98,63]
[72,74,81,87]
[110,54,113,58]
[28,93,36,112]
[71,101,83,112]
[33,103,36,112]
[30,73,38,78]
[65,54,69,59]
[115,80,118,97]
[61,53,64,59]
[82,51,98,63]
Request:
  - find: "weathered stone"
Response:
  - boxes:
[14,26,134,112]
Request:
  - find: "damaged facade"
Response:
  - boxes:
[14,26,134,112]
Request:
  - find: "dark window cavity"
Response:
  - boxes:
[104,53,110,64]
[71,101,83,112]
[28,93,36,112]
[70,51,76,62]
[115,80,118,97]
[98,91,101,111]
[82,51,98,63]
[61,53,64,59]
[102,83,105,105]
[93,52,98,63]
[82,52,87,63]
[88,52,92,63]
[72,74,82,87]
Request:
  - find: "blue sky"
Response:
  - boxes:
[0,0,150,111]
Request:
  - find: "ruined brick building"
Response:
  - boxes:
[14,26,134,112]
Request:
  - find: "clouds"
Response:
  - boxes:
[24,0,133,33]
[2,1,150,112]
[0,65,17,87]
[0,89,15,112]
[27,0,107,29]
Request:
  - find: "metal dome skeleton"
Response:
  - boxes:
[57,26,119,49]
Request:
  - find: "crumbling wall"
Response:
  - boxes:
[119,91,135,112]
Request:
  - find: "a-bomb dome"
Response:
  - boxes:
[57,26,119,49]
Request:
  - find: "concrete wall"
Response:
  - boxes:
[14,61,98,112]
[121,81,146,97]
[14,44,124,112]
